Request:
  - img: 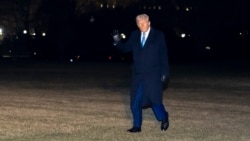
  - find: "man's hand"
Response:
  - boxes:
[112,30,121,45]
[161,75,169,90]
[161,75,167,82]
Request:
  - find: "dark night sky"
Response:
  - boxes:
[0,0,249,62]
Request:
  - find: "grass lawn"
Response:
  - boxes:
[0,61,249,141]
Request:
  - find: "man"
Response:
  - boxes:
[112,14,170,133]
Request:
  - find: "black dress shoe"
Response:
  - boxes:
[161,119,169,131]
[127,127,141,133]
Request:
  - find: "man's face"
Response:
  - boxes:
[136,19,150,32]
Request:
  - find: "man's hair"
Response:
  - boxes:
[136,14,150,22]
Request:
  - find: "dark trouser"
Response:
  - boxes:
[131,84,168,128]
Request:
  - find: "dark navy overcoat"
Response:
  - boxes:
[116,27,170,107]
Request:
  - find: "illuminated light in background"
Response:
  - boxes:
[70,59,74,62]
[31,32,36,36]
[181,33,186,38]
[239,30,249,37]
[9,50,12,53]
[90,16,95,23]
[175,5,180,11]
[205,46,211,50]
[0,28,3,40]
[108,56,112,60]
[112,4,115,8]
[23,30,28,34]
[120,33,126,39]
[42,32,46,37]
[185,6,192,12]
[76,55,80,60]
[100,3,103,8]
[0,28,3,35]
[33,52,37,55]
[139,5,162,10]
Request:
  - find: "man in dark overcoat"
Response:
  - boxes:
[113,14,170,133]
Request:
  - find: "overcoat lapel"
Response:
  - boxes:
[143,29,154,48]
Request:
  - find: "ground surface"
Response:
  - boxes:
[0,61,249,141]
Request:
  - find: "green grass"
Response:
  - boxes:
[0,62,249,141]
